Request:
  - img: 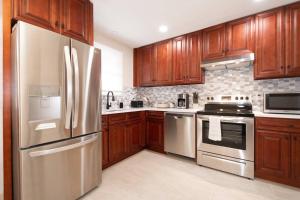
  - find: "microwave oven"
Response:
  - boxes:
[264,92,300,114]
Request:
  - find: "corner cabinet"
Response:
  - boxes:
[255,3,300,79]
[12,0,94,45]
[255,117,300,188]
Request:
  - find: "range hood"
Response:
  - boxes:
[201,53,255,71]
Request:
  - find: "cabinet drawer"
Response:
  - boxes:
[147,111,165,119]
[126,112,143,121]
[256,117,300,133]
[109,113,127,125]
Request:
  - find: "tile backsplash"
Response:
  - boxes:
[104,66,300,112]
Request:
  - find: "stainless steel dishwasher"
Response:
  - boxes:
[164,112,196,158]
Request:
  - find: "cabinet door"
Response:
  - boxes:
[140,45,155,86]
[102,128,109,168]
[109,124,127,163]
[146,118,164,153]
[154,40,173,85]
[255,8,285,79]
[172,36,187,84]
[256,130,290,179]
[127,122,143,154]
[61,0,89,43]
[226,16,254,56]
[291,134,300,183]
[285,3,300,77]
[13,0,60,32]
[187,31,204,84]
[86,1,94,45]
[202,24,226,60]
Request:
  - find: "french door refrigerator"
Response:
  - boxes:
[11,22,102,200]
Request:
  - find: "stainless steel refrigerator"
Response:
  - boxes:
[11,22,102,200]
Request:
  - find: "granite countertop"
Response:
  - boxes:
[102,107,201,115]
[253,111,300,119]
[102,107,300,119]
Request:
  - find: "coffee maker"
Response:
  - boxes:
[177,93,189,109]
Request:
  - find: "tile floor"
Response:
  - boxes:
[83,150,300,200]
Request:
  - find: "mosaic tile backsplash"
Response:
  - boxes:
[104,66,300,112]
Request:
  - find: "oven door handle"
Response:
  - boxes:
[200,119,247,124]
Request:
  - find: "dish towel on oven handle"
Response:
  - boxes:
[208,116,222,141]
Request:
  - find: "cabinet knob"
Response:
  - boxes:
[61,24,65,29]
[294,137,297,141]
[281,66,284,70]
[287,65,291,69]
[285,136,289,140]
[289,125,295,128]
[55,21,59,28]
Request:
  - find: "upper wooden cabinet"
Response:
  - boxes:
[61,0,89,43]
[255,8,285,79]
[202,24,226,60]
[12,0,61,32]
[285,3,300,77]
[154,40,173,85]
[226,16,254,56]
[255,4,300,79]
[172,36,187,84]
[140,45,155,86]
[202,17,254,61]
[186,31,204,84]
[13,0,94,45]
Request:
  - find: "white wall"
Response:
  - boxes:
[94,32,133,90]
[0,0,4,198]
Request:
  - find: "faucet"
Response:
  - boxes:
[106,91,115,109]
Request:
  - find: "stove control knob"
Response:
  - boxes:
[211,97,214,100]
[235,96,239,100]
[245,96,249,100]
[207,97,210,100]
[240,96,244,100]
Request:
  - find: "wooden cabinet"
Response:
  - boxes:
[255,8,285,79]
[202,17,254,61]
[127,122,144,154]
[292,135,300,183]
[154,40,173,85]
[13,0,60,32]
[61,0,89,43]
[186,31,204,84]
[172,36,187,84]
[13,0,94,45]
[255,117,300,188]
[256,130,290,179]
[146,111,164,153]
[102,127,109,168]
[285,3,300,77]
[202,24,226,60]
[108,123,127,163]
[140,45,155,86]
[226,16,254,56]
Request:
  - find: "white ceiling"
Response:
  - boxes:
[93,0,298,48]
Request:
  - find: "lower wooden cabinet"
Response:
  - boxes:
[255,117,300,187]
[102,128,109,167]
[146,111,165,153]
[127,121,145,154]
[108,123,128,163]
[256,130,290,179]
[291,135,300,183]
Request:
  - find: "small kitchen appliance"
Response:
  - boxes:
[177,93,189,109]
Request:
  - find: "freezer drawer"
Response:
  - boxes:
[164,112,196,158]
[16,133,101,200]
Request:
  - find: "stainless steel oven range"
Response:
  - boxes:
[197,95,254,179]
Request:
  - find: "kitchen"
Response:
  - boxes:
[1,0,300,200]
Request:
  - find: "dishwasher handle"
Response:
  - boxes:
[165,112,195,118]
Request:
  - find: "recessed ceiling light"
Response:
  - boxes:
[159,25,168,33]
[254,0,263,2]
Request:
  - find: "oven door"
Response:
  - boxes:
[197,115,254,161]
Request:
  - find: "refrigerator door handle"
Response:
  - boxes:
[29,135,98,157]
[64,46,73,129]
[72,47,80,129]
